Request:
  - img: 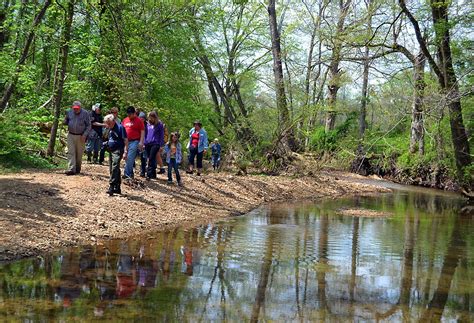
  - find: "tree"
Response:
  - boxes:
[409,50,426,155]
[188,2,260,145]
[324,0,352,133]
[47,0,75,157]
[267,0,297,152]
[399,0,471,180]
[0,0,52,113]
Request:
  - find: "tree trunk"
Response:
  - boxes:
[46,0,74,157]
[0,0,51,113]
[0,0,11,49]
[431,0,471,178]
[399,0,471,181]
[13,0,29,52]
[409,50,426,155]
[324,0,352,133]
[268,0,296,151]
[359,46,369,143]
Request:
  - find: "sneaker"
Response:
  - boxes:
[167,180,173,185]
[65,170,75,176]
[177,181,183,187]
[113,186,121,195]
[106,185,114,196]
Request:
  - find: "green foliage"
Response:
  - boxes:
[0,0,471,187]
[0,113,53,173]
[309,113,356,152]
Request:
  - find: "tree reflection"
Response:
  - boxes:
[316,214,329,318]
[250,209,278,323]
[420,216,465,322]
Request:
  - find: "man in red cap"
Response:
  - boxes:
[63,100,91,175]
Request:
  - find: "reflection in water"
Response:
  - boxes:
[0,190,472,321]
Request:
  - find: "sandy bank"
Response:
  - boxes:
[0,165,390,262]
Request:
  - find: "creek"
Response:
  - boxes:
[0,184,472,321]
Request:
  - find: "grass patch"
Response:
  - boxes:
[0,152,56,174]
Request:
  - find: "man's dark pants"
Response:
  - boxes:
[109,150,122,187]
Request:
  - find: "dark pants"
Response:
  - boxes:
[109,150,122,186]
[168,158,181,182]
[188,146,203,169]
[99,145,106,164]
[140,151,147,176]
[145,144,160,178]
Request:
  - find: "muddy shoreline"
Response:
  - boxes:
[0,165,391,263]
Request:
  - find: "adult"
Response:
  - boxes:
[122,106,145,179]
[138,112,147,177]
[186,120,208,176]
[86,103,105,164]
[156,119,167,175]
[110,107,121,124]
[63,100,91,176]
[104,114,128,195]
[144,111,164,179]
[211,138,221,170]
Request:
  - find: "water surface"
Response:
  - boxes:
[1,188,472,321]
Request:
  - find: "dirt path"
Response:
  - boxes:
[0,165,389,262]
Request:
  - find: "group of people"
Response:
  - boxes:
[63,101,222,195]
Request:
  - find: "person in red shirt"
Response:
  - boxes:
[122,106,145,178]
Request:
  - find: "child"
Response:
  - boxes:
[211,138,221,170]
[164,132,182,186]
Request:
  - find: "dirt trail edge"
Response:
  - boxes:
[0,165,389,262]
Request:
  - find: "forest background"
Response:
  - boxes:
[0,0,472,189]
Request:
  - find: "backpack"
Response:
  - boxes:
[163,123,169,143]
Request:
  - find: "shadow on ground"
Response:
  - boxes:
[0,178,76,224]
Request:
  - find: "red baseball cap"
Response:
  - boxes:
[72,100,82,109]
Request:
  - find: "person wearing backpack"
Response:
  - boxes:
[211,138,221,171]
[104,114,128,195]
[156,120,168,175]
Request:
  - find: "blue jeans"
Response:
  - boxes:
[212,155,220,168]
[168,158,181,183]
[86,137,101,154]
[124,140,139,178]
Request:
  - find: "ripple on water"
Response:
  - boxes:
[0,189,471,322]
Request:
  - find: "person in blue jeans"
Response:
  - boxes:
[86,103,105,164]
[138,112,147,177]
[211,138,221,171]
[186,120,208,176]
[122,106,145,179]
[165,132,182,186]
